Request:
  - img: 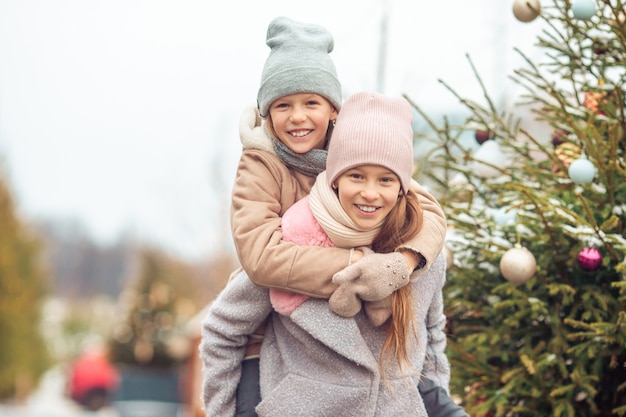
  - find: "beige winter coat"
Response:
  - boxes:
[231,106,447,358]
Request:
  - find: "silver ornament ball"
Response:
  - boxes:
[500,246,537,285]
[513,0,541,23]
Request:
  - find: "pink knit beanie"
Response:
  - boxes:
[326,91,414,193]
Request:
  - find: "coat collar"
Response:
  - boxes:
[289,299,380,373]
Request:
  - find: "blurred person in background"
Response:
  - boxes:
[67,346,120,411]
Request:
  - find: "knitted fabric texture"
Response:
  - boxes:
[271,135,328,177]
[326,91,414,193]
[270,172,380,316]
[308,171,381,247]
[257,16,342,117]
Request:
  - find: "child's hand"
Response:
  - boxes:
[329,250,410,317]
[363,297,392,327]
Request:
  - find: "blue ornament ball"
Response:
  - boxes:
[568,158,596,184]
[493,207,517,226]
[571,0,596,20]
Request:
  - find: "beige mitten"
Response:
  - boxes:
[328,284,363,317]
[363,296,393,327]
[329,249,410,317]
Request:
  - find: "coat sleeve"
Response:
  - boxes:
[398,179,447,272]
[420,253,451,392]
[231,151,350,298]
[200,270,273,417]
[418,378,469,417]
[231,153,446,297]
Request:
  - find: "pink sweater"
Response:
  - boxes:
[270,196,333,315]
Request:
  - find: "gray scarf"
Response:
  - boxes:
[272,138,328,178]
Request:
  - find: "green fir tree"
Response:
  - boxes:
[408,1,626,416]
[0,172,50,400]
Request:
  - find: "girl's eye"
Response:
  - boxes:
[380,177,395,184]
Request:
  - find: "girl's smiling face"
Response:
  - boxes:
[268,93,337,153]
[335,165,402,229]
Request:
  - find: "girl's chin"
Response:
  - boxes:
[349,215,380,230]
[286,141,317,153]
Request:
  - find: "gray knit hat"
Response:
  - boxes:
[257,16,342,117]
[326,91,414,193]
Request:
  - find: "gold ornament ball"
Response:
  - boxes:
[553,142,581,174]
[555,142,581,166]
[500,246,537,285]
[513,0,541,22]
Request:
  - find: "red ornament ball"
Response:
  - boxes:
[578,247,602,271]
[474,130,493,145]
[551,129,570,148]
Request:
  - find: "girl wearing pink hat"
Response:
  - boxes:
[202,91,467,416]
[201,15,462,417]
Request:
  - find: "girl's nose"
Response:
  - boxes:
[289,107,307,123]
[360,185,379,200]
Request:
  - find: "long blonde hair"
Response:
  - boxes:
[371,189,423,375]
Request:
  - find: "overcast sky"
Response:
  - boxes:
[0,0,542,260]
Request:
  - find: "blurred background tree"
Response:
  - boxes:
[108,247,201,368]
[0,172,50,402]
[105,245,233,412]
[0,159,234,406]
[408,0,626,416]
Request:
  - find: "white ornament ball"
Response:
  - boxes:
[500,246,537,285]
[513,0,541,23]
[571,0,596,20]
[568,157,596,184]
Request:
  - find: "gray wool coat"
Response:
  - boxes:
[200,253,450,417]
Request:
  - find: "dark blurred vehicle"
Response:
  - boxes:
[111,365,189,417]
[67,350,120,411]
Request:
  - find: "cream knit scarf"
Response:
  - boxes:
[308,171,383,249]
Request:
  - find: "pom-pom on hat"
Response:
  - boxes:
[326,91,414,193]
[257,16,342,117]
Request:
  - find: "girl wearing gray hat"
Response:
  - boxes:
[201,16,464,417]
[201,91,467,416]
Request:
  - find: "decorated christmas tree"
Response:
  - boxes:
[408,0,626,416]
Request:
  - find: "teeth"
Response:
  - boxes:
[291,130,311,137]
[357,205,377,213]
